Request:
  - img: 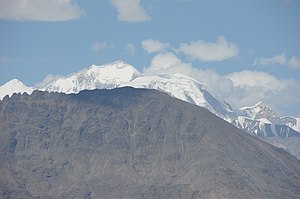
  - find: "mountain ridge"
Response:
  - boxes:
[0,60,299,136]
[1,87,300,198]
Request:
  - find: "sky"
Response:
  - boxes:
[0,0,300,116]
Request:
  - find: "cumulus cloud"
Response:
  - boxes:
[253,53,300,70]
[226,70,300,111]
[226,71,282,106]
[288,56,300,69]
[0,0,83,22]
[110,0,151,22]
[253,53,286,66]
[125,43,136,56]
[91,42,113,54]
[143,52,183,75]
[142,52,300,114]
[141,39,170,53]
[227,70,283,89]
[176,36,239,62]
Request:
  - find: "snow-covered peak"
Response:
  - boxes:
[239,101,278,121]
[128,73,235,121]
[5,79,22,85]
[241,101,269,111]
[252,101,273,113]
[236,101,300,134]
[45,61,141,94]
[87,60,141,82]
[0,79,34,100]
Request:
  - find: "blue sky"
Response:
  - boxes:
[0,0,300,115]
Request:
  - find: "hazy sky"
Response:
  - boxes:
[0,0,300,115]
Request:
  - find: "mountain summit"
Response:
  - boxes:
[0,79,34,100]
[239,101,279,122]
[45,60,141,93]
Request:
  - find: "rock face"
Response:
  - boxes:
[0,88,300,199]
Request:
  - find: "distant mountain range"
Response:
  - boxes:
[1,60,299,157]
[1,87,299,198]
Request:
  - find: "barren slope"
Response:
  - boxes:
[0,88,299,199]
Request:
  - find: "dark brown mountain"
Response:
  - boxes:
[0,87,299,199]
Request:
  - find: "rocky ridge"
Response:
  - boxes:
[0,88,300,198]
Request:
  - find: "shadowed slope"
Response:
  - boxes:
[0,87,299,198]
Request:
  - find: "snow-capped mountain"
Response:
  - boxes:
[42,61,235,121]
[239,102,278,121]
[1,60,299,158]
[0,79,34,100]
[0,60,299,137]
[234,102,300,137]
[45,60,141,94]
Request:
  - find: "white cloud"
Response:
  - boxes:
[141,39,169,53]
[110,0,151,22]
[35,74,63,88]
[0,0,83,22]
[226,70,300,110]
[177,36,239,62]
[288,56,300,69]
[125,43,136,56]
[143,52,183,75]
[91,42,113,54]
[143,52,300,113]
[253,53,286,66]
[226,71,283,106]
[227,70,283,89]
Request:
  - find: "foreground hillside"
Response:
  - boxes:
[0,88,300,198]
